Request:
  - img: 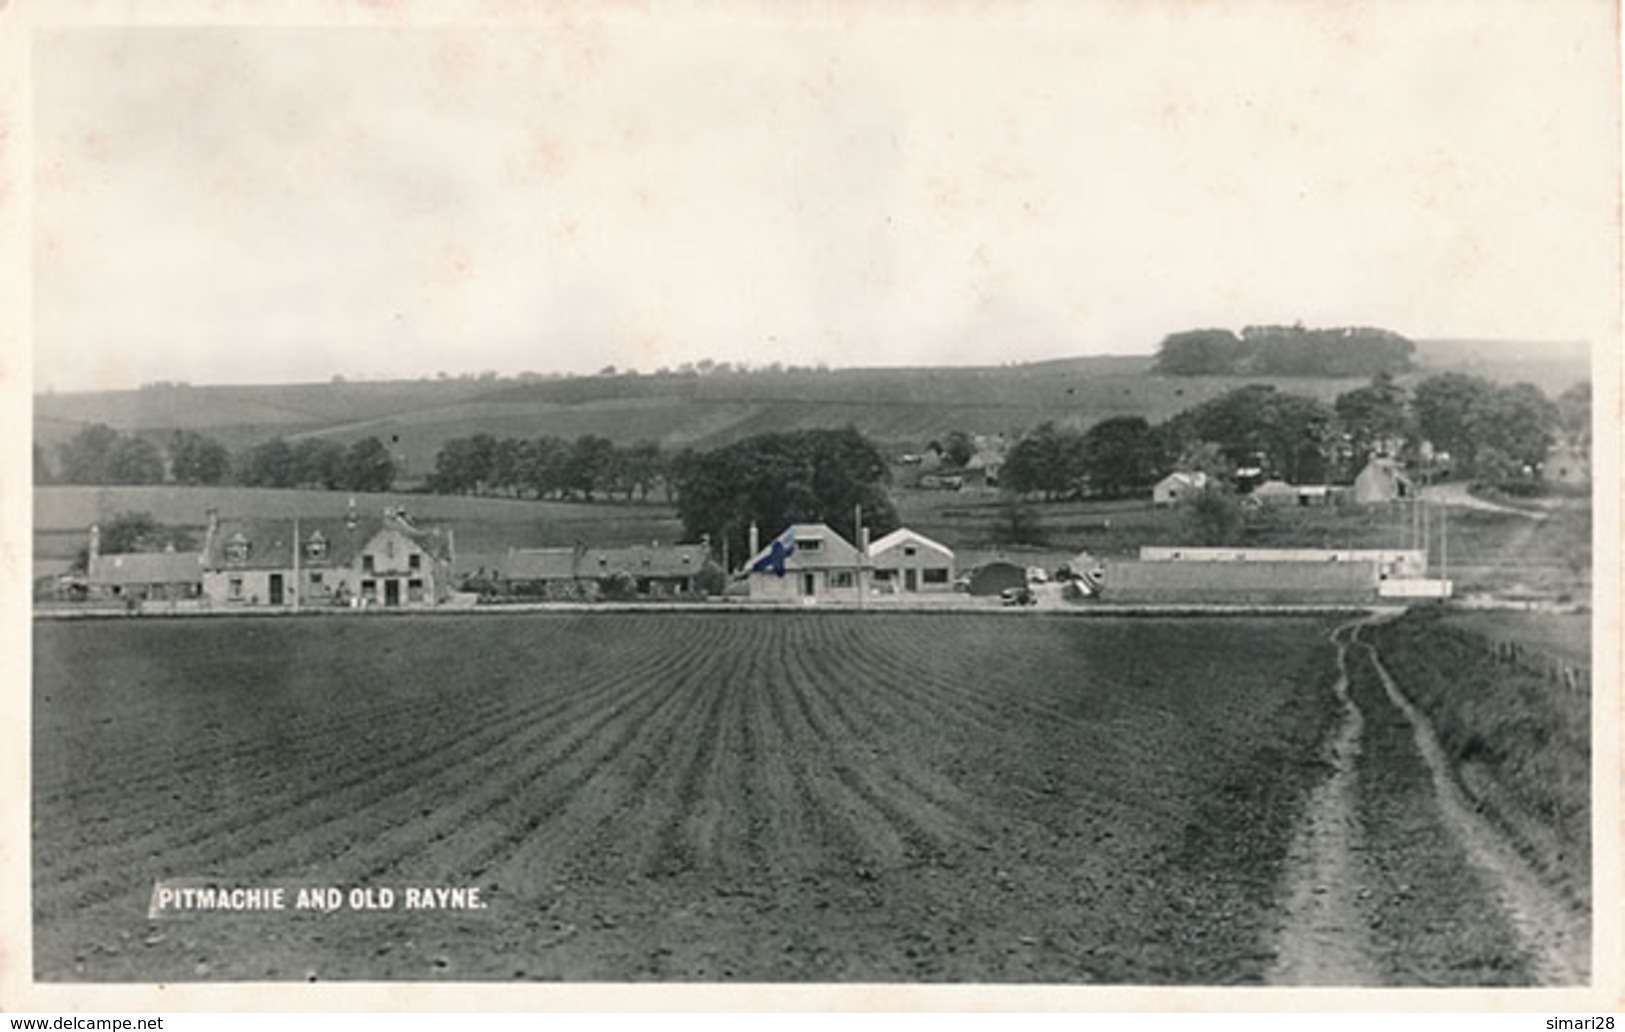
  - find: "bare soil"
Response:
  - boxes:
[34,612,1336,983]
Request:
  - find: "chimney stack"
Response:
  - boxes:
[859,525,871,554]
[88,523,101,563]
[748,521,759,558]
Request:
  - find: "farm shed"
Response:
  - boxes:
[504,543,712,599]
[966,561,1027,597]
[1101,559,1381,604]
[744,522,866,602]
[86,545,203,601]
[1353,458,1414,503]
[201,506,454,609]
[1152,471,1208,507]
[867,528,955,594]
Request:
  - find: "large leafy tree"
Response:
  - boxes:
[1335,372,1410,469]
[56,423,121,483]
[1080,416,1161,498]
[1556,381,1590,448]
[1166,385,1336,480]
[563,435,618,501]
[106,435,165,484]
[1466,382,1560,476]
[168,430,233,485]
[1001,422,1085,499]
[290,438,347,489]
[236,437,298,488]
[673,426,897,566]
[1412,372,1495,470]
[343,436,396,493]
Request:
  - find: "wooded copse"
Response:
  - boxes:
[997,373,1576,500]
[1153,325,1416,377]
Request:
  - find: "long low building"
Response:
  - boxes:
[1138,546,1426,580]
[1101,558,1382,604]
[504,543,712,599]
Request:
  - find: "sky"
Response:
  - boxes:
[28,1,1620,391]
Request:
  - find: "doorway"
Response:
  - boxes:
[268,573,284,606]
[801,572,816,597]
[385,579,401,607]
[904,569,918,592]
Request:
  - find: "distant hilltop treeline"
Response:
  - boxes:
[1154,325,1415,378]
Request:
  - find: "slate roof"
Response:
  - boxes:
[745,523,863,571]
[203,512,452,571]
[505,544,709,581]
[88,550,204,586]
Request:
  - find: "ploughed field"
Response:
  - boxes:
[35,613,1344,982]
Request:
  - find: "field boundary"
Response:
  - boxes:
[32,601,1393,622]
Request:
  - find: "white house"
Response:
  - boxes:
[743,522,866,602]
[866,528,955,594]
[1152,471,1209,507]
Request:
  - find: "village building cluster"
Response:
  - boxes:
[68,434,1577,612]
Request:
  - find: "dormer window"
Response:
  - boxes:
[304,531,328,560]
[224,533,250,563]
[799,538,822,552]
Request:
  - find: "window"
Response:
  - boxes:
[409,553,421,572]
[408,578,424,603]
[799,537,822,552]
[363,555,374,574]
[309,571,323,585]
[831,571,854,588]
[923,568,949,584]
[224,533,250,563]
[304,532,328,559]
[904,546,917,557]
[361,578,376,599]
[228,576,244,600]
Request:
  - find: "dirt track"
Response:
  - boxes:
[1268,617,1590,986]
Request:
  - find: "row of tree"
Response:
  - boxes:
[998,373,1583,499]
[42,425,397,493]
[1153,325,1417,377]
[426,434,667,501]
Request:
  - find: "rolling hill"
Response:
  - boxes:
[33,341,1592,477]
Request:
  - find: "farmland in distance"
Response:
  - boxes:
[34,612,1340,983]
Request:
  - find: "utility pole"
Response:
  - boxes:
[1440,502,1448,583]
[291,516,301,613]
[854,503,866,610]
